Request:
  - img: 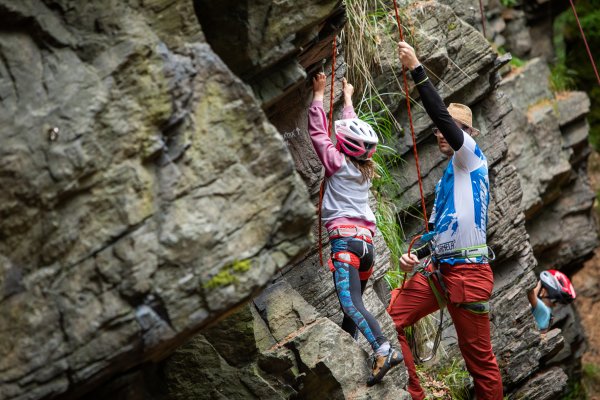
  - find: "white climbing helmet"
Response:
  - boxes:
[334,118,379,160]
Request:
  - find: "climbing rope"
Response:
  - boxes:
[319,36,338,268]
[392,1,446,363]
[392,0,428,230]
[478,0,487,38]
[569,0,600,86]
[392,0,429,291]
[328,37,337,135]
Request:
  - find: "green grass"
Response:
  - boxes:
[416,359,471,399]
[582,363,600,398]
[204,259,252,289]
[549,63,578,93]
[439,360,471,399]
[561,381,587,400]
[500,0,518,7]
[510,55,526,69]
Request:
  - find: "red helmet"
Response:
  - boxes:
[540,270,576,304]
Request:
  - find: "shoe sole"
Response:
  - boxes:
[366,350,404,386]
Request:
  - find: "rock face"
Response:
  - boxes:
[500,58,598,272]
[159,1,594,400]
[0,1,596,400]
[163,281,410,400]
[0,1,314,399]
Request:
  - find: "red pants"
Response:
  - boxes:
[387,263,503,400]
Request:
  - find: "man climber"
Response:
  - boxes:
[387,41,503,400]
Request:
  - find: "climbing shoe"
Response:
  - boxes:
[366,347,404,386]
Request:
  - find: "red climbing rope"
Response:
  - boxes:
[478,0,487,38]
[318,179,326,267]
[392,0,429,229]
[328,37,337,135]
[319,37,338,268]
[392,0,430,289]
[569,0,600,86]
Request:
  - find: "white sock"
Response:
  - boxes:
[376,341,390,356]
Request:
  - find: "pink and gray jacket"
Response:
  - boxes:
[308,101,376,235]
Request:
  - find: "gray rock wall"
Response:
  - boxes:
[0,1,314,399]
[161,2,595,400]
[0,0,596,399]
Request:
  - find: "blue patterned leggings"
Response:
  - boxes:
[331,236,387,351]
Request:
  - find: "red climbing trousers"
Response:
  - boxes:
[387,263,503,400]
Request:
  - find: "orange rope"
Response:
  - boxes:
[392,1,429,289]
[328,37,337,135]
[319,37,337,268]
[569,0,600,86]
[392,1,428,229]
[318,179,326,267]
[479,0,487,38]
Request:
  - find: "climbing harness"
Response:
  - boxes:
[327,226,375,280]
[431,244,495,264]
[404,230,495,363]
[568,0,600,86]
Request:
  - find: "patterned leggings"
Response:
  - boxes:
[331,236,387,351]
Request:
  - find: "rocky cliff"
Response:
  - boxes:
[0,1,314,399]
[0,0,596,399]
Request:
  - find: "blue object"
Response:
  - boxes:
[531,300,552,330]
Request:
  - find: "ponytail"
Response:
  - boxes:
[348,157,377,183]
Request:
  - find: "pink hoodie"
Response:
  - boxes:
[307,100,377,235]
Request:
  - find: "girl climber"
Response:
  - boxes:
[308,72,403,386]
[527,269,576,332]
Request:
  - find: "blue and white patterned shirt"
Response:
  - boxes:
[429,131,489,265]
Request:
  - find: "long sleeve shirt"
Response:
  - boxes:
[307,101,376,235]
[410,66,490,264]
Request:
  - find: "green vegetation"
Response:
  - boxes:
[549,63,578,93]
[500,0,518,8]
[357,98,406,272]
[510,55,526,69]
[582,362,600,398]
[417,359,471,399]
[561,381,587,400]
[204,259,252,289]
[496,46,526,70]
[558,363,600,399]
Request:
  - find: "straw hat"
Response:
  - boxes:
[448,103,480,136]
